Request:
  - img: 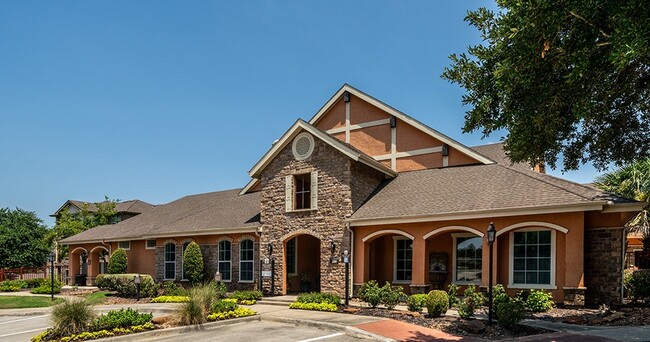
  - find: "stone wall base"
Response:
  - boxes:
[563,287,587,306]
[410,284,431,294]
[585,228,624,306]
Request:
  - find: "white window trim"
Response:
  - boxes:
[393,236,412,284]
[145,239,156,250]
[118,241,130,250]
[218,240,232,283]
[452,233,483,285]
[508,228,557,290]
[287,238,298,276]
[239,239,255,283]
[163,243,176,281]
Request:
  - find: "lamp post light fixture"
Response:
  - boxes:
[134,274,142,301]
[330,241,336,253]
[343,249,350,306]
[487,222,496,325]
[49,251,55,301]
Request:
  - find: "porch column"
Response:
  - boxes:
[410,236,428,294]
[564,228,585,306]
[352,237,368,296]
[481,237,498,287]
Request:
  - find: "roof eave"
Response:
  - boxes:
[601,201,647,213]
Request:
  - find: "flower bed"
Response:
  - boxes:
[32,323,154,342]
[207,307,256,321]
[151,295,190,303]
[289,302,338,312]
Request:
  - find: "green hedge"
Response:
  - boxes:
[230,290,263,301]
[108,249,128,274]
[90,308,152,331]
[95,274,156,298]
[182,242,204,284]
[30,279,62,294]
[296,292,340,306]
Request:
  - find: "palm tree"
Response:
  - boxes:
[594,158,650,250]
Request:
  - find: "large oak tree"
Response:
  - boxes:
[0,208,50,268]
[442,0,650,171]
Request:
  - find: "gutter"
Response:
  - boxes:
[60,226,260,245]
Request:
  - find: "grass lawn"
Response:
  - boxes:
[0,296,64,309]
[84,291,108,305]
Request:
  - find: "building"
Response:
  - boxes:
[60,85,645,306]
[52,199,154,224]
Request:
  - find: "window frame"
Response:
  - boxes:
[118,241,130,250]
[286,237,298,276]
[393,237,413,284]
[239,239,254,283]
[163,243,176,281]
[508,228,557,290]
[218,240,232,282]
[293,173,312,210]
[452,233,483,285]
[145,239,156,250]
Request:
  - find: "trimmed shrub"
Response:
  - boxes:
[425,290,449,317]
[108,249,128,274]
[31,279,62,294]
[458,284,485,319]
[626,269,650,302]
[0,280,27,292]
[182,242,204,284]
[26,278,47,288]
[230,290,263,301]
[525,289,554,313]
[207,307,256,321]
[407,294,428,312]
[158,281,188,296]
[358,280,382,308]
[211,299,238,313]
[289,302,338,312]
[50,299,96,337]
[90,308,152,331]
[492,284,510,318]
[496,300,526,329]
[447,284,460,308]
[95,274,156,298]
[380,282,404,310]
[151,296,189,303]
[297,292,341,306]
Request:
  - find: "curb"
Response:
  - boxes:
[262,315,395,341]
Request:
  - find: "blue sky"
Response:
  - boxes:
[0,1,607,226]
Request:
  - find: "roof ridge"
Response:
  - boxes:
[494,164,599,201]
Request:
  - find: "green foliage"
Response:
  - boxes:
[31,323,154,342]
[50,299,95,337]
[0,208,50,268]
[442,1,650,171]
[90,308,152,331]
[151,295,190,303]
[84,292,108,305]
[625,270,650,301]
[289,301,338,312]
[174,283,217,326]
[297,292,340,306]
[524,289,555,313]
[458,284,485,319]
[496,300,526,329]
[108,249,128,274]
[26,278,48,288]
[182,242,204,284]
[230,290,263,301]
[0,280,27,292]
[30,278,62,294]
[447,283,460,308]
[380,282,404,310]
[425,290,449,317]
[358,280,382,308]
[158,281,188,296]
[406,294,428,312]
[206,307,256,321]
[211,299,239,313]
[95,274,156,298]
[0,296,63,309]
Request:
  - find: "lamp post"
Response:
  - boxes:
[487,222,496,325]
[343,250,349,306]
[134,274,141,301]
[49,251,55,301]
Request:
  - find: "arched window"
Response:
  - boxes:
[164,243,176,280]
[239,239,254,282]
[218,240,231,282]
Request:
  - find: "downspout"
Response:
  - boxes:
[346,222,353,298]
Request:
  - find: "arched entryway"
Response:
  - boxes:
[69,247,89,286]
[283,234,321,294]
[89,246,109,285]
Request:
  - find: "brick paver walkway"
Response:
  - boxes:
[355,320,483,342]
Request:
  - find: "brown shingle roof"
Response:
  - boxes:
[470,142,533,172]
[60,189,260,243]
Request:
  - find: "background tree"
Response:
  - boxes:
[594,158,650,249]
[0,208,50,268]
[108,248,128,274]
[183,242,204,284]
[442,0,650,171]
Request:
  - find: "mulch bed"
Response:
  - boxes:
[344,307,550,341]
[531,305,650,326]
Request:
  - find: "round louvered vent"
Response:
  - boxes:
[292,132,314,160]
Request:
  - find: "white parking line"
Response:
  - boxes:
[297,332,345,342]
[0,315,48,325]
[0,327,48,338]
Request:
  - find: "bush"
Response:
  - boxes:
[0,280,27,292]
[213,281,227,299]
[492,284,510,318]
[458,284,485,319]
[525,289,554,313]
[183,242,204,284]
[496,300,526,329]
[425,290,449,317]
[31,279,62,294]
[31,323,154,342]
[207,307,256,321]
[406,294,428,312]
[90,308,152,331]
[626,269,650,301]
[158,281,188,296]
[174,283,217,326]
[289,302,338,312]
[447,284,460,308]
[26,278,47,288]
[151,296,189,303]
[108,249,128,274]
[95,274,156,298]
[358,280,382,308]
[230,290,263,301]
[297,292,340,306]
[380,282,404,309]
[211,299,239,313]
[50,299,95,337]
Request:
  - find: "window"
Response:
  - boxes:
[118,241,130,250]
[294,174,311,210]
[511,230,554,288]
[286,238,297,275]
[453,235,482,283]
[146,239,156,249]
[239,239,254,282]
[394,238,412,282]
[218,240,232,282]
[181,242,190,280]
[164,243,176,280]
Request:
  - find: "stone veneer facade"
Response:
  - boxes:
[259,136,385,296]
[584,227,625,306]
